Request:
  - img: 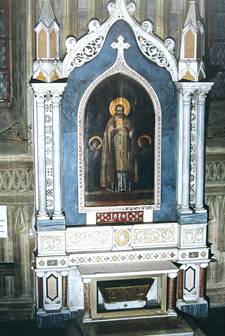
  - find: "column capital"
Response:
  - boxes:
[175,82,198,94]
[168,272,178,279]
[179,264,186,271]
[200,263,208,269]
[30,82,67,96]
[52,92,63,103]
[36,271,45,278]
[61,271,69,277]
[83,278,92,284]
[197,82,214,94]
[35,92,45,103]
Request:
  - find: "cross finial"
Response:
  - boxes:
[111,35,130,57]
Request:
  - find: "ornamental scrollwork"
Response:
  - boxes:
[70,36,104,68]
[137,36,170,69]
[133,228,176,245]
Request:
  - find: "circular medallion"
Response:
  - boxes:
[114,229,131,247]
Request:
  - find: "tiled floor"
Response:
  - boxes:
[0,307,224,336]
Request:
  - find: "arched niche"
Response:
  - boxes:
[78,68,161,213]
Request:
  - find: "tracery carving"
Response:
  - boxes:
[0,168,33,192]
[69,36,105,70]
[137,36,170,69]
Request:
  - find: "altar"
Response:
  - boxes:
[31,0,213,331]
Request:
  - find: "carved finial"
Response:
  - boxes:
[111,35,130,58]
[127,2,136,16]
[37,0,56,27]
[165,38,175,53]
[142,20,153,34]
[178,0,205,81]
[184,0,200,29]
[65,36,76,53]
[88,19,101,33]
[33,0,62,82]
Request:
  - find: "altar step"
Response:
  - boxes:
[66,314,198,336]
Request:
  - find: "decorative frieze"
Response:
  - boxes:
[178,248,209,261]
[69,249,178,266]
[65,224,179,253]
[180,224,207,248]
[37,257,68,269]
[66,227,112,252]
[0,168,33,193]
[133,223,178,247]
[205,160,225,185]
[38,231,66,256]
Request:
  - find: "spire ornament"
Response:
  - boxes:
[33,0,62,82]
[178,0,205,81]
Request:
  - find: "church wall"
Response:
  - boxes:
[204,0,225,304]
[0,154,35,319]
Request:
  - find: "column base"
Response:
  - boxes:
[178,208,193,214]
[37,213,50,221]
[177,211,208,224]
[194,208,207,214]
[36,217,65,231]
[36,308,72,328]
[176,299,209,318]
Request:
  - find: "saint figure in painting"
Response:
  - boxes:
[100,97,137,192]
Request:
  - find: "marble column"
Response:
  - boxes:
[37,272,44,310]
[36,93,49,219]
[177,268,184,302]
[199,263,208,300]
[181,91,192,212]
[62,272,68,309]
[177,91,184,206]
[52,92,64,219]
[83,279,91,319]
[195,84,214,211]
[168,273,177,313]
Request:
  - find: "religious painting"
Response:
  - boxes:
[84,74,155,208]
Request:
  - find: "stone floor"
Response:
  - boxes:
[0,307,224,336]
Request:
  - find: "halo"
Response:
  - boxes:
[109,97,131,116]
[88,136,103,151]
[138,134,152,149]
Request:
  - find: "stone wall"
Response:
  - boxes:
[0,148,35,320]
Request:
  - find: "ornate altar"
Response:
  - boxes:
[30,0,213,332]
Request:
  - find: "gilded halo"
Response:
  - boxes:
[88,136,103,151]
[109,97,131,116]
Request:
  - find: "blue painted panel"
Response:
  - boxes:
[61,19,178,225]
